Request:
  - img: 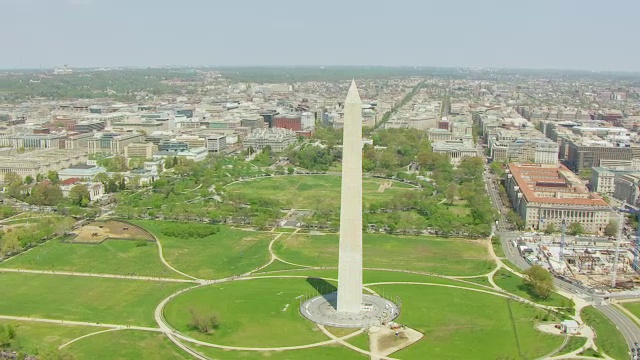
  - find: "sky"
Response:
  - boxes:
[0,0,639,71]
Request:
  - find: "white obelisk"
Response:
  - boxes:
[336,80,363,313]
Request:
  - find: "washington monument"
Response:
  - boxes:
[299,81,398,327]
[337,80,364,313]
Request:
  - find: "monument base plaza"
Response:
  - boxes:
[300,292,399,328]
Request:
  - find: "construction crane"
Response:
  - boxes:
[611,210,624,288]
[617,204,640,272]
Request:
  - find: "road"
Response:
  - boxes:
[483,166,640,354]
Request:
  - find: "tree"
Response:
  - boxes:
[0,233,20,256]
[544,222,557,235]
[445,184,457,204]
[28,182,63,206]
[188,308,219,334]
[4,172,21,186]
[69,184,91,207]
[604,220,619,237]
[524,265,555,299]
[47,170,60,184]
[568,222,585,236]
[94,172,109,186]
[24,175,34,184]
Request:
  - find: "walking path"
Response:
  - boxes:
[0,314,160,332]
[172,322,365,352]
[153,230,202,281]
[316,325,380,359]
[0,267,197,283]
[59,328,121,349]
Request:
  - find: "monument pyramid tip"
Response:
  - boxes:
[345,80,361,104]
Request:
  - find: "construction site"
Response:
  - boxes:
[515,220,640,292]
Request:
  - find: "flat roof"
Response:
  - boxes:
[508,163,609,207]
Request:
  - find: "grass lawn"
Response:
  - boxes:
[164,278,332,347]
[458,276,493,288]
[492,239,506,258]
[0,272,189,327]
[493,269,574,308]
[444,201,471,217]
[581,306,629,360]
[622,301,640,325]
[64,329,189,359]
[275,227,297,233]
[253,269,491,291]
[274,233,494,276]
[347,332,369,351]
[501,259,524,274]
[559,336,587,355]
[133,220,273,279]
[0,320,97,355]
[374,284,563,360]
[0,238,182,278]
[194,344,367,360]
[255,260,306,273]
[225,175,415,209]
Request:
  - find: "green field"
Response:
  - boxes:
[581,306,629,360]
[0,272,188,326]
[133,221,273,279]
[225,175,415,209]
[274,233,494,276]
[493,269,574,307]
[622,301,640,325]
[373,284,564,360]
[164,278,330,347]
[64,329,189,360]
[194,344,367,360]
[0,238,181,278]
[0,320,97,355]
[558,336,587,355]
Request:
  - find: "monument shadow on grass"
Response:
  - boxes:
[306,277,338,308]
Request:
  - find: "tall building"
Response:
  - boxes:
[301,112,315,130]
[206,134,227,153]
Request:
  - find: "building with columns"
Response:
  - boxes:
[505,163,611,233]
[431,140,478,165]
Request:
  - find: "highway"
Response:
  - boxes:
[482,164,640,353]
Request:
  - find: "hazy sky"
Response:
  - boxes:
[1,0,638,71]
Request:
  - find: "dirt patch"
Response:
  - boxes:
[377,332,409,351]
[378,181,393,193]
[71,220,155,243]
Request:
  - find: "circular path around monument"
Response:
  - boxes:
[300,292,399,328]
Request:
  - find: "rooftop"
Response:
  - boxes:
[508,163,609,207]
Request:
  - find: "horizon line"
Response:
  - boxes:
[1,64,640,75]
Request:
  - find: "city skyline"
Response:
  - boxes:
[1,0,639,71]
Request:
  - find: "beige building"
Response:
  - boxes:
[427,128,453,142]
[431,140,477,165]
[0,149,88,183]
[124,142,156,159]
[87,132,144,155]
[505,163,611,233]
